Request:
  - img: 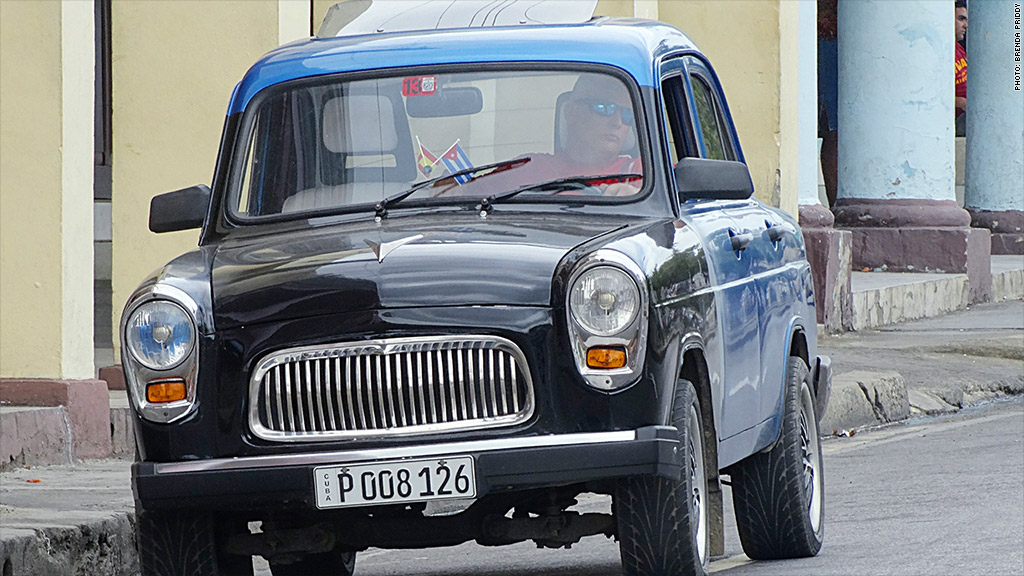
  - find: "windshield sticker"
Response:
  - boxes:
[415,136,441,177]
[402,76,436,97]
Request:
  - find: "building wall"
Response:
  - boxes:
[109,0,282,359]
[658,0,785,211]
[104,0,797,360]
[0,0,94,380]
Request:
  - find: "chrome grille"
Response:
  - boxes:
[248,336,534,442]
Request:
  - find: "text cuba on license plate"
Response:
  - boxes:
[314,456,476,509]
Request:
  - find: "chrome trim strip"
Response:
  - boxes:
[491,348,499,414]
[466,349,478,419]
[285,366,295,432]
[511,357,520,414]
[274,367,284,432]
[154,430,637,475]
[498,352,508,413]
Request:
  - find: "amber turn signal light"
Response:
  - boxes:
[147,379,186,403]
[586,347,626,369]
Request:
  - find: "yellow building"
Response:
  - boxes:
[1,0,812,388]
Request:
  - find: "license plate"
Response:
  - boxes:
[314,456,476,509]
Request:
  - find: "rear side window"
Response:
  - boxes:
[689,76,731,161]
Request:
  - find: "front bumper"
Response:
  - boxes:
[134,426,682,511]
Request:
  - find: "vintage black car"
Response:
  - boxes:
[122,6,831,576]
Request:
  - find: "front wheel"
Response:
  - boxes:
[616,379,709,576]
[136,508,253,576]
[730,356,824,559]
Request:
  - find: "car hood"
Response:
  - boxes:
[211,212,636,329]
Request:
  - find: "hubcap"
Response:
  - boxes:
[687,404,708,564]
[799,385,822,533]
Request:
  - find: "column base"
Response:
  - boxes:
[0,378,112,459]
[799,204,852,331]
[835,199,992,303]
[969,209,1024,255]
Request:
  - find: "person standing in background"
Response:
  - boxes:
[954,0,968,136]
[818,0,839,207]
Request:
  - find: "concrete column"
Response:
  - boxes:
[833,0,991,302]
[964,0,1024,254]
[279,0,312,45]
[793,0,851,330]
[633,0,658,20]
[0,0,95,381]
[0,0,110,460]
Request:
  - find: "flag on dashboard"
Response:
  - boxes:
[439,140,474,184]
[416,136,439,177]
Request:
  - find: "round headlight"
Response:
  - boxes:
[125,300,195,370]
[569,266,641,336]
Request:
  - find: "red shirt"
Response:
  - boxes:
[954,42,967,117]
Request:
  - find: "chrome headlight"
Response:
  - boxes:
[125,300,195,370]
[569,267,640,336]
[121,285,202,424]
[565,250,649,392]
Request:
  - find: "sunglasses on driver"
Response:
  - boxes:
[574,99,635,126]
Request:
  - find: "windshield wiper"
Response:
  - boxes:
[478,173,643,213]
[374,157,531,219]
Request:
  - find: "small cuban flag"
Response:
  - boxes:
[439,140,474,185]
[415,136,440,177]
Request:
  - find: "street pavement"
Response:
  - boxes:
[1,300,1021,575]
[333,398,1024,576]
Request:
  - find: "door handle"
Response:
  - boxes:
[766,221,796,243]
[729,229,753,252]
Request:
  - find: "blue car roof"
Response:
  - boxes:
[228,18,698,115]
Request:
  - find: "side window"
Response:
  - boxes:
[659,73,696,165]
[660,78,681,165]
[689,75,733,161]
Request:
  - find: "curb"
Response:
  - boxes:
[820,369,1023,435]
[820,371,910,434]
[0,512,138,576]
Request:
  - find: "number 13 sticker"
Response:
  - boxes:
[403,76,436,97]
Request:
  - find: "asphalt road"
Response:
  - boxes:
[256,397,1024,576]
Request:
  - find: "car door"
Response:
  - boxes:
[687,59,795,424]
[660,56,761,441]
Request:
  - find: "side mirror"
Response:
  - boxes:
[149,185,211,233]
[673,157,754,200]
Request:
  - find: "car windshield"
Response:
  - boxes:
[231,68,646,219]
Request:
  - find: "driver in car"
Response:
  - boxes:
[528,73,643,196]
[443,73,642,198]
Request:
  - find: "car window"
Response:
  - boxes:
[689,75,732,161]
[660,76,682,166]
[232,69,646,219]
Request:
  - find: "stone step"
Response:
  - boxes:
[1,391,135,471]
[992,255,1024,301]
[850,271,970,331]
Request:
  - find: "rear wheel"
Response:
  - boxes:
[616,379,709,576]
[269,550,356,576]
[730,356,824,559]
[136,508,253,576]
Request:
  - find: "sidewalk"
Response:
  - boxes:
[2,295,1022,575]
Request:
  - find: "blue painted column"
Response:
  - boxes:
[964,0,1024,254]
[832,0,991,302]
